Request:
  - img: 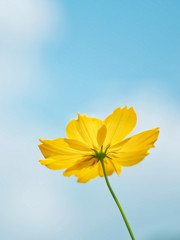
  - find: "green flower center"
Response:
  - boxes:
[91,145,110,161]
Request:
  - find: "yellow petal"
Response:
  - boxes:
[109,128,159,167]
[39,143,62,158]
[39,153,89,169]
[110,150,149,167]
[66,113,103,148]
[108,159,122,176]
[97,160,115,177]
[39,157,78,170]
[63,157,96,173]
[97,125,107,147]
[63,164,99,183]
[103,106,137,146]
[111,128,159,152]
[64,139,91,151]
[39,138,91,158]
[39,138,92,170]
[64,159,115,182]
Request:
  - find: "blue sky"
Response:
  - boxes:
[0,0,180,239]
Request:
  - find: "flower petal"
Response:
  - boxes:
[98,159,115,177]
[39,157,81,170]
[97,125,107,147]
[111,128,159,152]
[109,128,159,167]
[110,150,149,167]
[108,159,122,176]
[63,165,99,183]
[39,138,92,170]
[64,159,116,182]
[66,113,103,148]
[103,106,137,146]
[39,138,91,158]
[63,157,96,173]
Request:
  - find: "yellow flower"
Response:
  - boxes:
[39,106,159,183]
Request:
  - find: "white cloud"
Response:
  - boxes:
[0,130,75,238]
[0,53,38,99]
[0,0,64,100]
[0,0,63,46]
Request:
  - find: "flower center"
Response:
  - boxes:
[91,145,110,161]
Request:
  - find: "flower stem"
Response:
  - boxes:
[100,158,135,240]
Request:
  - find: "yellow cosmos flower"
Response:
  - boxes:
[39,106,159,183]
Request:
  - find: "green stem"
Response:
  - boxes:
[100,158,135,240]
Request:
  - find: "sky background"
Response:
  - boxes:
[0,0,180,239]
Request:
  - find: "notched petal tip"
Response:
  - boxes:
[77,179,87,184]
[39,159,46,165]
[39,138,54,144]
[63,170,71,177]
[156,127,160,135]
[77,112,83,119]
[151,127,160,143]
[38,144,44,152]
